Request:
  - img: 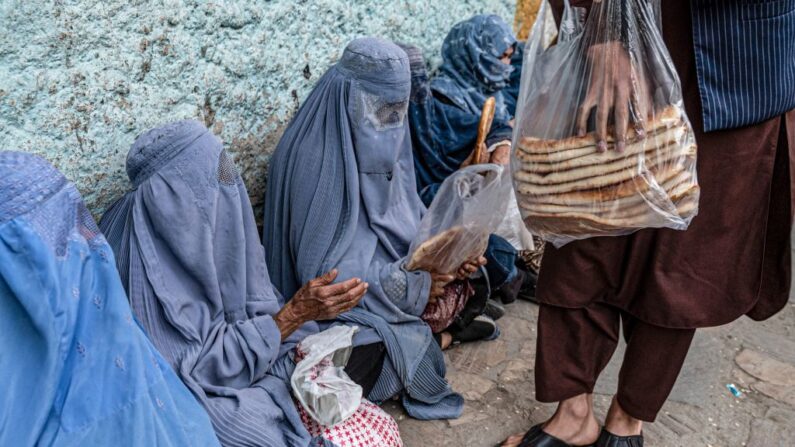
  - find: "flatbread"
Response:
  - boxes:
[519,171,695,214]
[525,166,690,206]
[406,226,489,273]
[517,104,684,155]
[516,136,688,185]
[520,183,698,218]
[524,193,698,234]
[516,146,696,195]
[518,125,687,174]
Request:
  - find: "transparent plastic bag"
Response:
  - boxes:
[291,325,362,427]
[407,164,511,275]
[511,0,700,247]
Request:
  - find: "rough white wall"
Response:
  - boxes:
[0,0,514,217]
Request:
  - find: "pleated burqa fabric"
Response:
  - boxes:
[99,121,325,447]
[0,152,219,447]
[262,37,463,420]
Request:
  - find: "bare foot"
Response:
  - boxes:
[440,332,453,350]
[604,397,643,436]
[501,394,600,447]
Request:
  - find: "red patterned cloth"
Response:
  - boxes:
[298,400,403,447]
[421,280,473,333]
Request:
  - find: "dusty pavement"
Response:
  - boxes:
[386,276,795,446]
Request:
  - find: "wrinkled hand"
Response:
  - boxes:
[576,41,650,153]
[460,142,489,168]
[489,143,511,165]
[429,272,455,303]
[274,269,367,339]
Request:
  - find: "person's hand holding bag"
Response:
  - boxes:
[576,40,651,153]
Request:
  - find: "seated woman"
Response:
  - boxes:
[402,15,536,304]
[263,37,495,420]
[98,120,375,446]
[0,152,219,446]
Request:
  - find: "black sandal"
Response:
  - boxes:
[449,315,499,344]
[594,429,643,447]
[502,423,596,447]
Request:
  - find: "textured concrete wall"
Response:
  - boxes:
[0,0,514,218]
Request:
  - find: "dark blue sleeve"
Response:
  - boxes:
[408,71,479,189]
[408,70,513,205]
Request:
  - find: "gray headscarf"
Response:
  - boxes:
[100,121,321,447]
[263,37,463,420]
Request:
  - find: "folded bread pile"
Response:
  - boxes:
[514,105,699,237]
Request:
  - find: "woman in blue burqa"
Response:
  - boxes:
[99,120,370,447]
[261,37,496,420]
[0,152,219,446]
[401,15,536,307]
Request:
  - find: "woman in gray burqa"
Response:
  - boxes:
[100,120,368,447]
[263,37,483,420]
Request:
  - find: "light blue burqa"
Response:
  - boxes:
[99,121,324,447]
[263,37,463,420]
[0,151,220,447]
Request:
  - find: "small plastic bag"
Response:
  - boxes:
[406,164,512,275]
[511,0,700,247]
[291,325,362,427]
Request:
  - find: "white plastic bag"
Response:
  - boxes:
[291,325,362,427]
[494,191,536,251]
[511,0,699,247]
[406,164,512,275]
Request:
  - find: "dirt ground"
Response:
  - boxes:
[386,254,795,446]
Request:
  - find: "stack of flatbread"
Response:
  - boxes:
[514,105,700,238]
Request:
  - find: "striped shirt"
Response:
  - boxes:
[691,0,795,131]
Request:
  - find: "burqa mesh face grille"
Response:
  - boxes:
[78,202,102,242]
[352,89,409,131]
[216,150,240,185]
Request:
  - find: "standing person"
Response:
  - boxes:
[504,0,795,446]
[99,120,371,447]
[0,152,220,447]
[403,15,537,306]
[263,37,496,421]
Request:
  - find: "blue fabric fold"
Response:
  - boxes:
[0,151,220,447]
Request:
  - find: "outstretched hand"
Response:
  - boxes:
[274,269,367,339]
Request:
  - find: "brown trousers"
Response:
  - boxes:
[535,303,695,422]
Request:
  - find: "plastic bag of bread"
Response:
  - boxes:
[407,164,511,275]
[511,0,699,247]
